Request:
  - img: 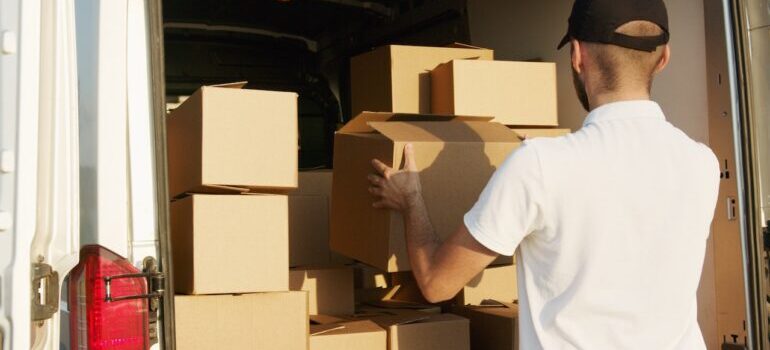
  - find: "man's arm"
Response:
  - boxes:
[368,144,499,303]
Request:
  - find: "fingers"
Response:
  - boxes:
[403,143,417,171]
[368,186,383,196]
[371,159,392,177]
[367,174,383,187]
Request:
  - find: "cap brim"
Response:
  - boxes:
[557,34,570,50]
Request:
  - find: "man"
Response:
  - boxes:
[366,0,719,348]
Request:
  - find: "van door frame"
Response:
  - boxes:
[723,0,769,347]
[146,0,176,348]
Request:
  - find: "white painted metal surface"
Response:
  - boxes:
[0,0,40,349]
[30,0,81,348]
[76,0,132,258]
[127,0,160,268]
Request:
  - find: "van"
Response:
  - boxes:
[0,0,767,349]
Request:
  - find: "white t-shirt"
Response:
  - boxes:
[464,100,719,349]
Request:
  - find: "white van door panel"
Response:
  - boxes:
[0,0,39,348]
[30,0,80,348]
[75,0,133,258]
[1,0,80,349]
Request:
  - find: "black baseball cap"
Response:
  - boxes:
[557,0,670,52]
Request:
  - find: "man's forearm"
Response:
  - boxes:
[403,194,442,291]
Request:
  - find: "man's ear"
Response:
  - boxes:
[654,44,671,74]
[571,39,583,74]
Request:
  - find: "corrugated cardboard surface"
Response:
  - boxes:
[289,195,331,267]
[391,264,518,306]
[171,194,289,294]
[510,128,571,139]
[362,311,470,350]
[292,170,333,196]
[353,263,390,289]
[167,85,298,197]
[350,45,494,116]
[452,303,518,350]
[289,266,355,315]
[431,60,558,126]
[330,112,519,272]
[174,292,308,350]
[310,319,387,350]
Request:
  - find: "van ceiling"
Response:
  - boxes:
[163,0,470,168]
[163,0,395,40]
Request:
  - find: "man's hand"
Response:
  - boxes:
[368,143,422,212]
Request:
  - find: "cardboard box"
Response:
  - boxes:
[510,128,571,139]
[391,264,518,306]
[293,170,334,196]
[350,44,493,116]
[358,299,443,315]
[359,310,470,350]
[330,112,519,272]
[289,195,331,267]
[353,263,390,289]
[167,82,298,197]
[310,316,387,350]
[171,194,288,294]
[431,60,558,126]
[452,302,519,350]
[289,170,354,266]
[290,266,355,315]
[174,292,308,350]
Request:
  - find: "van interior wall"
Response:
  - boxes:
[466,0,709,144]
[466,0,718,348]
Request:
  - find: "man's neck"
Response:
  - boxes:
[588,89,651,111]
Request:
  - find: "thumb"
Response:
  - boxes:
[403,144,418,171]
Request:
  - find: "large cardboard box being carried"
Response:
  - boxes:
[290,265,355,315]
[453,301,519,350]
[167,83,298,197]
[175,292,308,350]
[171,194,288,294]
[431,60,558,126]
[357,309,470,350]
[310,315,387,350]
[391,264,518,306]
[350,44,493,116]
[330,112,519,272]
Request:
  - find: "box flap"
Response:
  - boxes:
[445,42,490,50]
[478,299,518,310]
[339,112,493,134]
[210,81,248,89]
[310,314,348,325]
[309,324,346,336]
[364,299,435,310]
[369,121,520,143]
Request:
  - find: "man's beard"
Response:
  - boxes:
[572,67,590,112]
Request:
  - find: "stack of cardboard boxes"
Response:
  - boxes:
[168,43,568,350]
[167,83,308,349]
[332,43,571,350]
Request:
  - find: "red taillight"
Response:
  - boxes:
[69,245,149,350]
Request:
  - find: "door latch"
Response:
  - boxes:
[103,256,165,345]
[31,262,59,321]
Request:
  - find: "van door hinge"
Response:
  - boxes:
[31,262,59,322]
[103,256,164,345]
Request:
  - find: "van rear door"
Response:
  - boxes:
[0,0,80,349]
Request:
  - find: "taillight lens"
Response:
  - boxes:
[69,245,149,349]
